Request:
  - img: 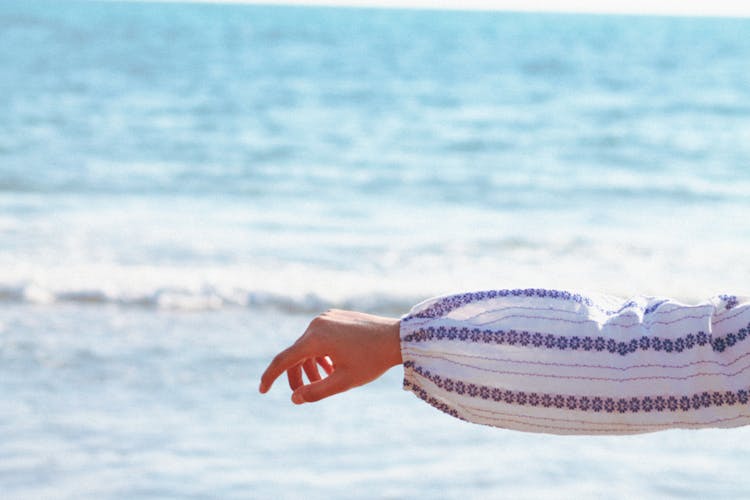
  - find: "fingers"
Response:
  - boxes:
[287,357,333,396]
[292,370,349,404]
[287,363,303,391]
[259,341,310,393]
[288,355,333,390]
[317,356,334,376]
[302,358,322,383]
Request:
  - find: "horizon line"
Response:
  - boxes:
[108,0,750,18]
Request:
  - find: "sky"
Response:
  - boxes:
[138,0,750,17]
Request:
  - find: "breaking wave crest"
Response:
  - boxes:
[0,281,417,315]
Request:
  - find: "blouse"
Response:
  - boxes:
[399,289,750,435]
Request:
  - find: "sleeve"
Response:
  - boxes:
[399,289,750,435]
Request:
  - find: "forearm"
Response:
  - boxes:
[399,289,750,435]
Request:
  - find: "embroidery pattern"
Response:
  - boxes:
[720,295,739,310]
[403,322,750,355]
[405,379,750,434]
[406,289,652,321]
[404,289,742,321]
[403,379,463,420]
[405,361,750,414]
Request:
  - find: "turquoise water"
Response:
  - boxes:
[1,1,750,498]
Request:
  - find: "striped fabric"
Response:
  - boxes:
[400,289,750,435]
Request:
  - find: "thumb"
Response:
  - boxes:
[292,370,350,404]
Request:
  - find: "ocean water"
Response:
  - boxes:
[1,1,750,498]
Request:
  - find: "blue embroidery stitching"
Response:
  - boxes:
[405,361,750,414]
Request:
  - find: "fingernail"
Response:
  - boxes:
[292,392,304,404]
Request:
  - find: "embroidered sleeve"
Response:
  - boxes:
[399,289,750,435]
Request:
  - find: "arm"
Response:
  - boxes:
[260,289,750,435]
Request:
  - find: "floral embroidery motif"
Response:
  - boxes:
[403,379,463,420]
[404,289,682,321]
[404,289,743,322]
[403,322,750,356]
[720,295,739,310]
[405,361,750,414]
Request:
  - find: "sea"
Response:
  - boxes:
[1,1,750,498]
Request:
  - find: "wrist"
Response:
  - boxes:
[386,318,403,367]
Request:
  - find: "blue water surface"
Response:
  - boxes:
[1,1,750,498]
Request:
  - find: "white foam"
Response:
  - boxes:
[2,192,748,312]
[124,0,750,18]
[1,234,747,313]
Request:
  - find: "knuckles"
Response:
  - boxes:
[308,315,326,329]
[303,310,341,348]
[307,313,334,336]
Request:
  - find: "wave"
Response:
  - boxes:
[0,281,417,314]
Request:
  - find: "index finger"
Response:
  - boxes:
[259,340,310,393]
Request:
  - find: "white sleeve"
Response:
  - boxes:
[399,289,750,435]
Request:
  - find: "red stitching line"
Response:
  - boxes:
[472,312,715,328]
[402,346,750,371]
[457,401,750,430]
[406,363,750,411]
[458,302,715,324]
[406,379,750,434]
[406,379,639,433]
[408,301,748,329]
[406,350,750,382]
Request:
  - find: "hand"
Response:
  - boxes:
[259,309,402,404]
